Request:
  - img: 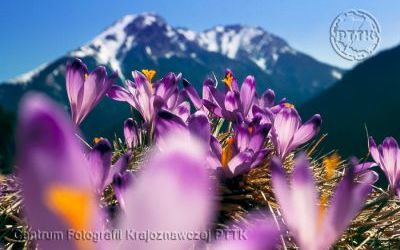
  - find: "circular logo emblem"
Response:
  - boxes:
[330,10,380,61]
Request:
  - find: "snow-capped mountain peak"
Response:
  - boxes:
[71,13,171,75]
[70,13,301,75]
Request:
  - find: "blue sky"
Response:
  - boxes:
[0,0,399,82]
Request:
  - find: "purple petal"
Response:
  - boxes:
[172,101,191,122]
[165,88,179,110]
[205,82,225,108]
[260,89,275,108]
[321,167,372,249]
[270,157,294,226]
[188,111,211,144]
[381,137,399,186]
[154,111,187,147]
[272,154,318,249]
[248,125,270,152]
[203,99,224,118]
[271,108,301,159]
[234,123,250,151]
[105,153,130,187]
[76,66,108,124]
[124,118,139,148]
[112,172,134,211]
[291,114,322,149]
[16,93,102,249]
[227,150,253,177]
[353,162,378,174]
[202,78,215,101]
[86,138,112,191]
[132,70,152,96]
[251,148,271,168]
[132,71,154,123]
[210,135,222,160]
[211,217,280,250]
[66,58,87,124]
[290,153,318,236]
[118,132,214,250]
[224,91,240,112]
[251,105,274,126]
[107,85,136,107]
[368,136,381,165]
[182,79,203,110]
[155,72,179,100]
[240,75,256,116]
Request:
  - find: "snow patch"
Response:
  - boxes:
[253,58,267,70]
[331,70,342,80]
[143,15,156,26]
[177,29,196,41]
[8,63,49,85]
[145,46,152,55]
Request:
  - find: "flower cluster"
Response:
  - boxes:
[2,58,400,249]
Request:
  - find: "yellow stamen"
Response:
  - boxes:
[222,72,234,91]
[323,153,341,180]
[283,103,295,109]
[93,137,103,144]
[141,69,156,92]
[45,185,93,249]
[221,137,235,167]
[84,73,89,80]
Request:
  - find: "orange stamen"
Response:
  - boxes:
[222,72,234,91]
[45,185,94,250]
[221,137,235,167]
[283,103,295,109]
[323,153,341,180]
[141,69,156,92]
[93,137,103,144]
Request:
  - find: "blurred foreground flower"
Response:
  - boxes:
[271,153,374,249]
[16,93,104,249]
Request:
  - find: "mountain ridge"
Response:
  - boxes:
[301,44,400,157]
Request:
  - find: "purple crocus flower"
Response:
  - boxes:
[107,70,190,128]
[16,93,104,249]
[112,171,134,210]
[369,136,400,195]
[66,58,117,126]
[197,70,257,122]
[112,132,214,250]
[124,118,140,148]
[87,138,130,192]
[271,107,322,159]
[154,110,211,150]
[113,132,280,250]
[208,122,271,178]
[271,153,374,250]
